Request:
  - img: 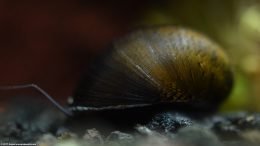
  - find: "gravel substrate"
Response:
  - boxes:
[1,97,260,146]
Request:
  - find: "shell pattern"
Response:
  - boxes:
[70,26,233,112]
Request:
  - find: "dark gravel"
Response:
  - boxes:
[1,98,260,146]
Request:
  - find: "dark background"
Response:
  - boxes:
[0,0,152,105]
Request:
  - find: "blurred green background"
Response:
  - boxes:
[0,0,259,112]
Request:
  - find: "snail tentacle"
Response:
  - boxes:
[0,84,73,116]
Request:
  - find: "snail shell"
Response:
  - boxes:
[70,26,233,113]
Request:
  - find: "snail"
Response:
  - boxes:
[0,26,233,131]
[69,26,233,115]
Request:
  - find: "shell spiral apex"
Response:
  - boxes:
[71,26,233,112]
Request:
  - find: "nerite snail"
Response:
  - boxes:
[0,26,233,125]
[70,26,233,114]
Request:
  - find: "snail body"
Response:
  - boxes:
[70,26,233,114]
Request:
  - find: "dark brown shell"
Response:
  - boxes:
[70,26,233,112]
